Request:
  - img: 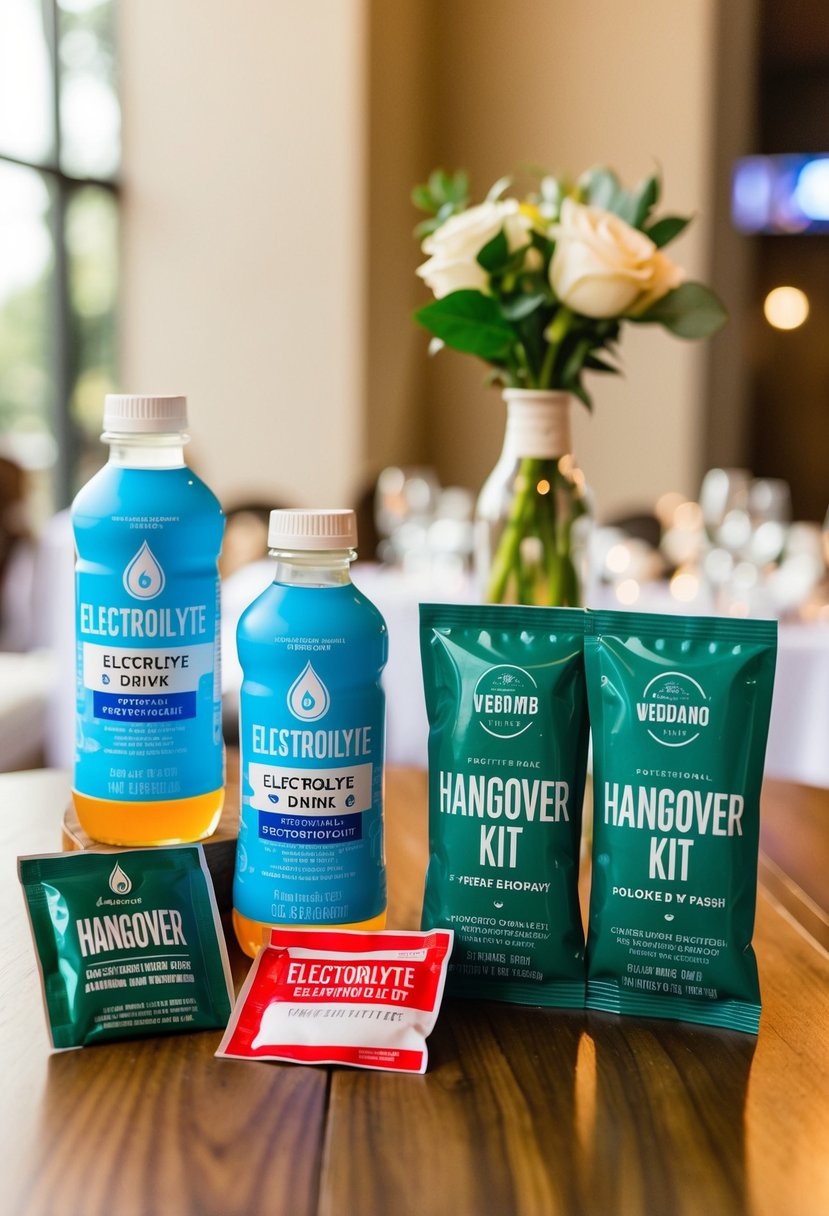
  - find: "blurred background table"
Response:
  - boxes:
[220,562,829,782]
[16,516,829,788]
[1,763,828,1216]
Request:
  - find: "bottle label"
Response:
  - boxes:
[248,760,372,845]
[75,521,222,803]
[236,625,386,928]
[81,641,215,721]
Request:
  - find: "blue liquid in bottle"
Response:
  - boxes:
[233,508,388,957]
[72,394,225,845]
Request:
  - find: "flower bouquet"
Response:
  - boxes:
[412,167,727,605]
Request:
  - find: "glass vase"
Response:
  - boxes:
[474,390,591,607]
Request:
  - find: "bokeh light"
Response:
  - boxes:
[763,286,809,330]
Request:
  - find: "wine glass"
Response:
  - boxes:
[746,478,791,566]
[699,467,751,550]
[699,469,751,606]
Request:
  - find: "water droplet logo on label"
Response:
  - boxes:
[287,661,330,721]
[123,540,165,600]
[109,862,132,895]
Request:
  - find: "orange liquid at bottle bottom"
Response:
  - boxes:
[232,906,387,959]
[72,787,224,847]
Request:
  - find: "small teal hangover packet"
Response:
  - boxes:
[420,603,589,1007]
[585,609,777,1034]
[18,845,234,1050]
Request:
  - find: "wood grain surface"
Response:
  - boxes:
[759,777,829,948]
[1,766,828,1216]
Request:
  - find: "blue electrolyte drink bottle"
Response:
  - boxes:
[72,394,225,845]
[233,508,388,957]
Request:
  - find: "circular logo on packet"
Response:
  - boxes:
[638,670,710,748]
[473,665,539,739]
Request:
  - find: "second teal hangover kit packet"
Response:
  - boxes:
[419,603,589,1007]
[584,609,777,1034]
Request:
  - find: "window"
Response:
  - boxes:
[0,0,119,519]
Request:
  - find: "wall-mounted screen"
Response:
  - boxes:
[732,154,829,234]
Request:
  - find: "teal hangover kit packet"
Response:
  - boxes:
[584,609,777,1034]
[419,603,589,1006]
[18,845,234,1050]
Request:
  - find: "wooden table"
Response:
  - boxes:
[1,767,828,1216]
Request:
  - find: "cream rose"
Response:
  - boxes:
[416,199,532,299]
[626,249,685,316]
[550,198,684,318]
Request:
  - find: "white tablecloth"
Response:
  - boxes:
[221,563,829,788]
[765,621,829,788]
[25,532,829,791]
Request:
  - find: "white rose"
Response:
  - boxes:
[550,198,684,318]
[416,199,531,299]
[626,249,685,316]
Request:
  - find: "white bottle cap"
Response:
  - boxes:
[268,508,358,551]
[103,394,189,434]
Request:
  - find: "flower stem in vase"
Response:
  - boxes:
[484,455,583,607]
[485,456,539,604]
[555,463,587,606]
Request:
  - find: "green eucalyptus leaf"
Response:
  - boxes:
[412,184,435,213]
[428,169,450,201]
[414,217,440,239]
[435,200,459,225]
[583,166,624,213]
[477,227,510,272]
[500,292,547,321]
[448,170,469,204]
[612,193,636,225]
[633,281,728,338]
[421,168,469,211]
[645,214,691,248]
[414,290,516,360]
[629,173,660,228]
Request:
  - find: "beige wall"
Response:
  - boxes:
[119,0,368,510]
[363,0,435,487]
[120,0,728,522]
[703,0,759,471]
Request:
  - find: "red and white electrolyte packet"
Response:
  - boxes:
[216,927,454,1073]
